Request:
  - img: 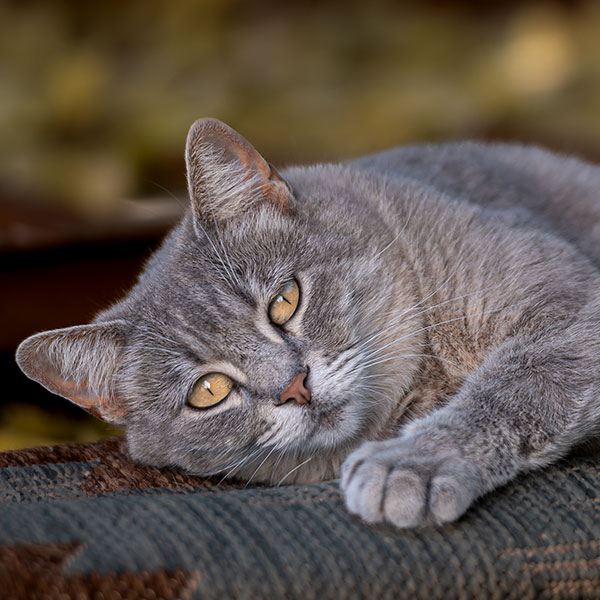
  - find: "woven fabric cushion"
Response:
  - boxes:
[1,437,599,599]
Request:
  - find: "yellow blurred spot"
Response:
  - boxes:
[500,21,574,95]
[46,53,109,129]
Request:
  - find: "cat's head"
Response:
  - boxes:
[16,119,421,482]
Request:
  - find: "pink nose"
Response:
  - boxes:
[277,371,311,406]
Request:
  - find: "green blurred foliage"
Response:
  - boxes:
[2,0,600,216]
[0,404,121,451]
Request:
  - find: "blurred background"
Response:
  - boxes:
[2,0,600,449]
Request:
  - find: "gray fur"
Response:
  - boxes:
[16,120,600,529]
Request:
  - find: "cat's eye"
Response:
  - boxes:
[188,373,233,409]
[268,279,300,326]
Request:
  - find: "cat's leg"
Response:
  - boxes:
[341,327,600,528]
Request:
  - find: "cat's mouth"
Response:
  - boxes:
[292,392,365,451]
[308,399,343,428]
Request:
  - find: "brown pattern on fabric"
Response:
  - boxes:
[544,580,600,598]
[496,539,600,599]
[0,541,200,600]
[499,541,600,558]
[0,437,238,494]
[77,438,218,495]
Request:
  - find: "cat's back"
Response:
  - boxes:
[352,142,600,266]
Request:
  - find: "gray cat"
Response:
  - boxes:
[16,118,600,528]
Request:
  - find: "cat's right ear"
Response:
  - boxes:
[15,321,129,425]
[185,118,293,224]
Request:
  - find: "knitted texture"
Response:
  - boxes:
[1,438,599,599]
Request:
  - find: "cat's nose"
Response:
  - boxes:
[276,370,311,406]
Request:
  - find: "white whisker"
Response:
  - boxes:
[217,447,263,485]
[209,203,243,289]
[361,302,519,367]
[244,446,278,488]
[276,455,315,486]
[269,450,287,486]
[370,207,413,262]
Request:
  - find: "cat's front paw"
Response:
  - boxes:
[340,439,480,528]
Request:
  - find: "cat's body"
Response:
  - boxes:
[17,120,600,528]
[357,142,600,264]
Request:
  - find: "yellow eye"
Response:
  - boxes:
[268,279,300,325]
[188,373,233,408]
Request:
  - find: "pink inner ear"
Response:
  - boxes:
[30,353,127,424]
[265,163,293,211]
[230,142,291,211]
[52,376,127,422]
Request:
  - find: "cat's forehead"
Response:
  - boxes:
[132,294,260,368]
[132,246,288,352]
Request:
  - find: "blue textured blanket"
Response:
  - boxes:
[1,438,599,599]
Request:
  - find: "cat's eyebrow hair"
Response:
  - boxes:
[197,361,248,385]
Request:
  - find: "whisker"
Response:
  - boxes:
[217,447,263,485]
[276,455,315,486]
[194,217,239,291]
[244,446,278,488]
[358,302,520,368]
[351,284,500,357]
[149,180,188,210]
[361,352,461,370]
[269,450,287,486]
[370,207,413,262]
[365,285,502,351]
[346,271,459,354]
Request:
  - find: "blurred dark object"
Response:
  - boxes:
[1,196,181,351]
[0,193,181,253]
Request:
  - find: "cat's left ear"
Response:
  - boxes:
[185,118,293,223]
[15,321,129,425]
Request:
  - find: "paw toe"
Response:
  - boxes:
[344,462,388,523]
[382,469,425,528]
[429,473,472,525]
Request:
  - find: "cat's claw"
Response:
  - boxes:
[340,439,480,528]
